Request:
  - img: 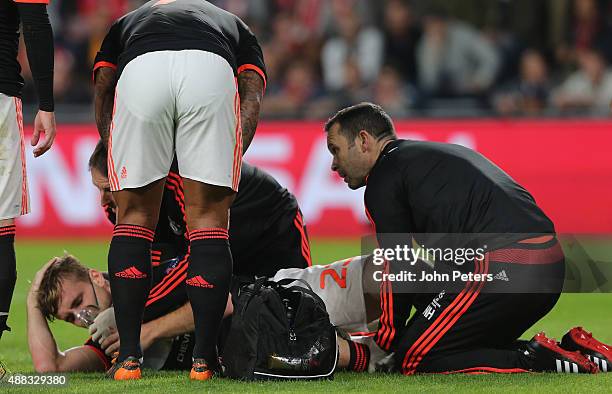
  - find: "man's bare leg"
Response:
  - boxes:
[182,179,235,373]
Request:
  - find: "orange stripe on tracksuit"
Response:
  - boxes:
[148,256,189,298]
[366,205,399,351]
[165,172,189,243]
[435,366,528,375]
[146,254,190,306]
[293,209,312,266]
[165,175,187,220]
[166,173,186,205]
[376,262,396,351]
[400,255,489,375]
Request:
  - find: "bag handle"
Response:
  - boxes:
[242,277,321,305]
[252,276,269,293]
[272,278,327,309]
[234,277,268,315]
[274,278,314,293]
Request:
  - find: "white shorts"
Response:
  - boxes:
[273,255,369,333]
[108,50,242,192]
[0,93,29,220]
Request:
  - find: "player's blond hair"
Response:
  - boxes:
[36,255,90,321]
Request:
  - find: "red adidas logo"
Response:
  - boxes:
[186,275,214,288]
[121,166,127,179]
[115,266,147,279]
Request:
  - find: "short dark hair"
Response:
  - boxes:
[324,102,396,142]
[89,140,108,174]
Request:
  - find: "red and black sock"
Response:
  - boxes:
[0,225,16,339]
[347,340,371,372]
[186,228,233,365]
[107,224,154,362]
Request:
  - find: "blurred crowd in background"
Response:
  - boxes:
[18,0,612,118]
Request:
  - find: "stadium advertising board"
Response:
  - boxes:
[16,120,612,238]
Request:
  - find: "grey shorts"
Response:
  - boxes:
[0,93,29,220]
[108,50,242,192]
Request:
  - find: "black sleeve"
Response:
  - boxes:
[235,17,266,85]
[16,3,54,111]
[93,21,121,77]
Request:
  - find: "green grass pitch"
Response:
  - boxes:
[1,239,611,393]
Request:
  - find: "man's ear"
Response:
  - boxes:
[89,269,105,287]
[358,130,370,152]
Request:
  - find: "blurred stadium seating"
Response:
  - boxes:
[17,0,612,120]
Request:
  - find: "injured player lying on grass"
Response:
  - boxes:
[26,253,388,373]
[27,253,611,375]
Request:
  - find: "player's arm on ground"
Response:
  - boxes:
[93,22,121,146]
[141,302,194,350]
[236,18,266,154]
[100,297,233,355]
[98,302,195,356]
[142,297,233,346]
[26,261,105,372]
[16,1,56,157]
